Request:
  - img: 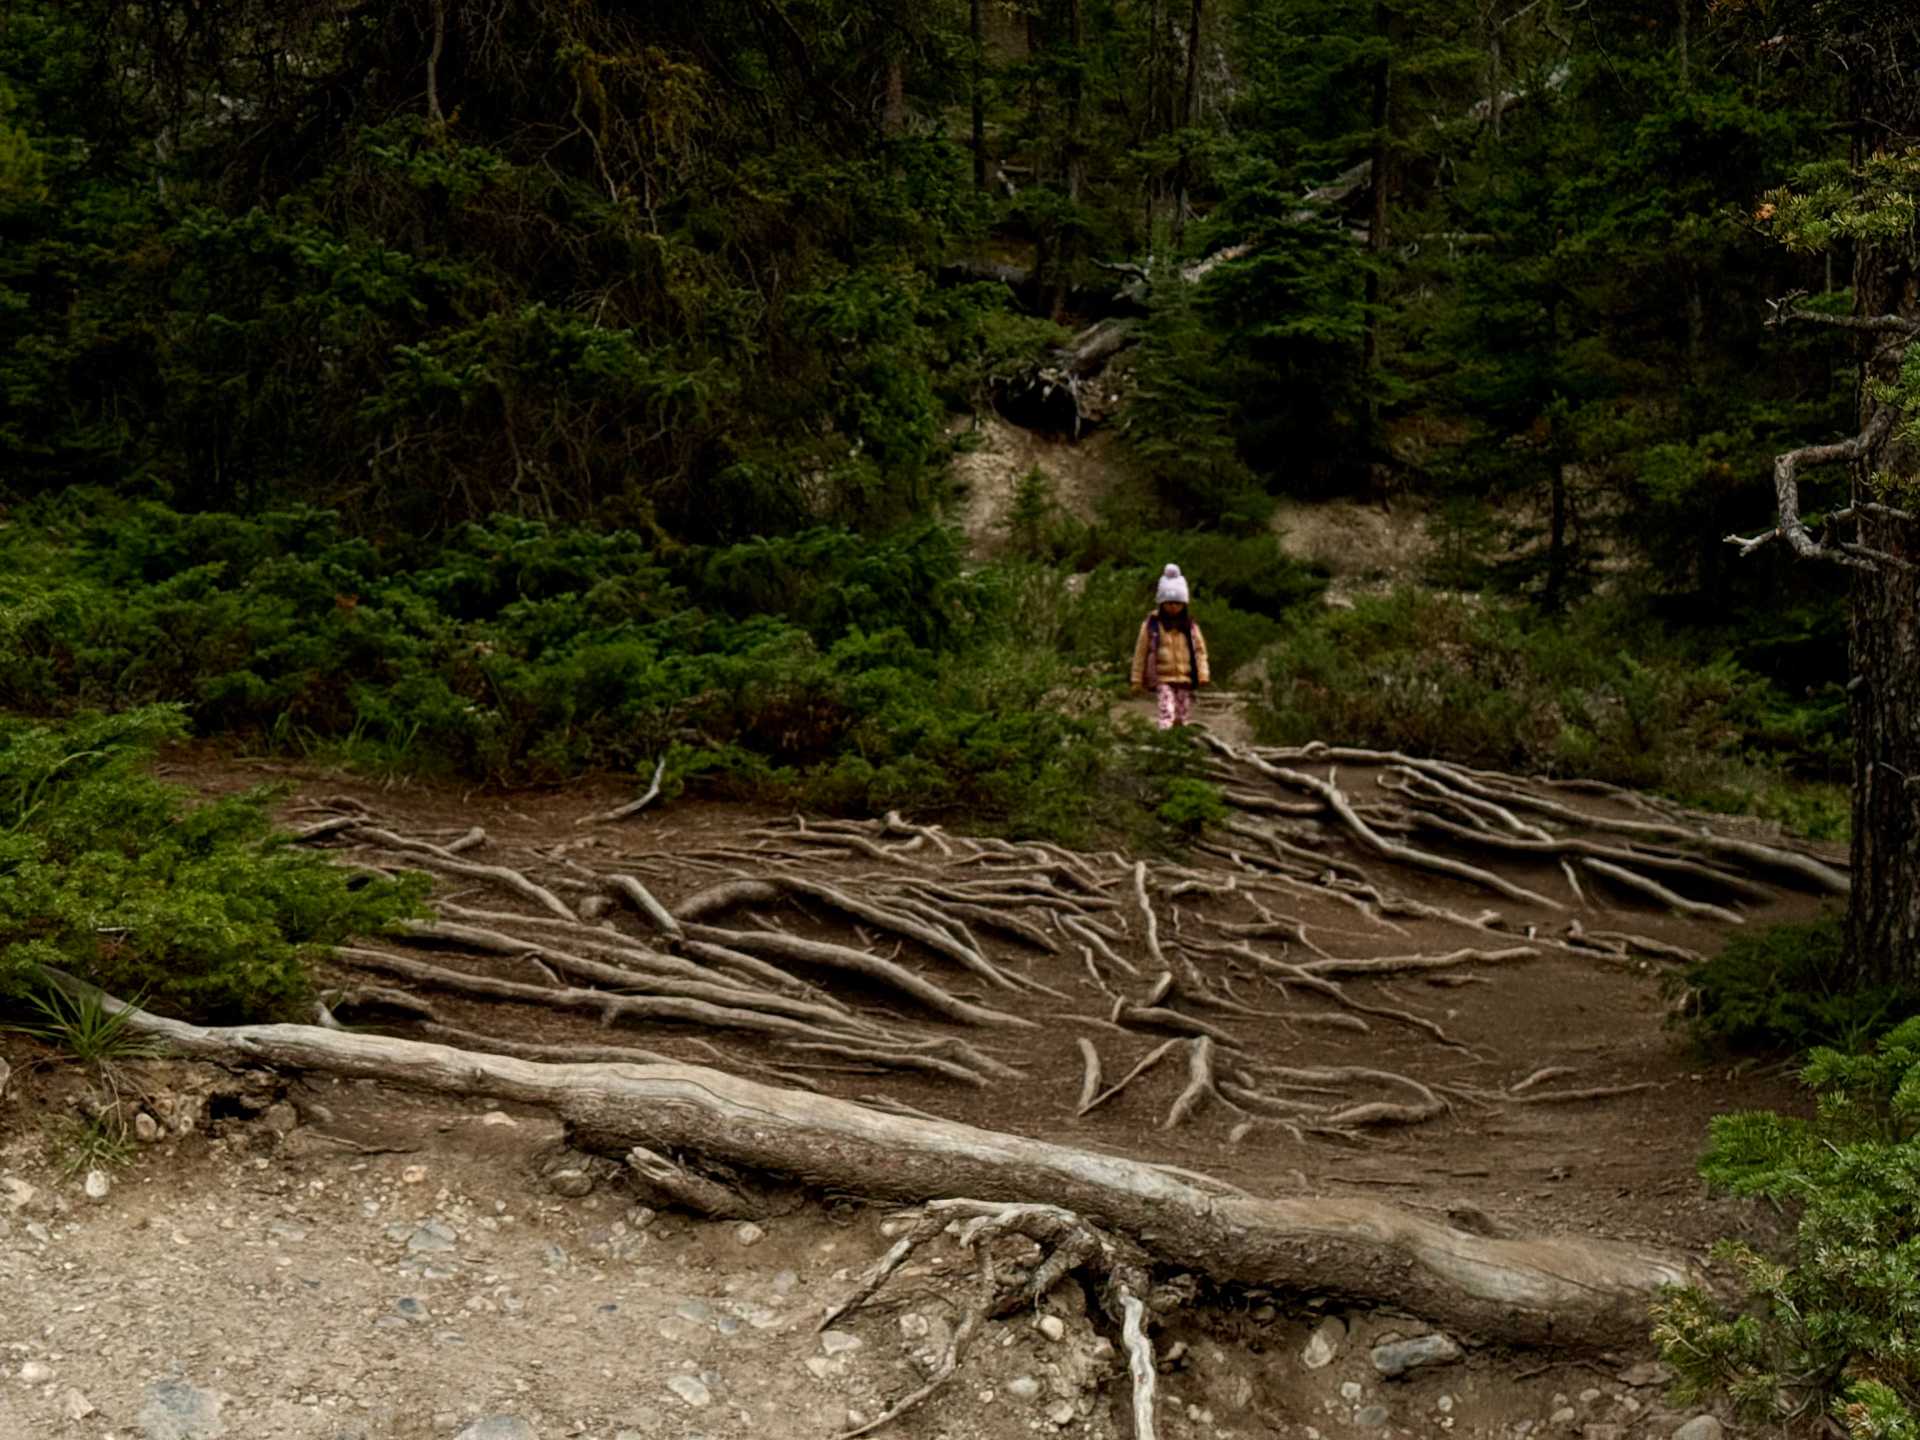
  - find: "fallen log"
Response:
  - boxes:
[90,988,1695,1350]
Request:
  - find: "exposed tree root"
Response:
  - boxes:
[1163,1038,1247,1130]
[627,1144,764,1218]
[825,1200,1157,1440]
[575,758,667,827]
[67,985,1701,1349]
[682,925,1035,1030]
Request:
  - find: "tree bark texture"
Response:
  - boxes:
[1844,71,1920,987]
[107,1008,1694,1351]
[970,0,986,189]
[1359,2,1393,493]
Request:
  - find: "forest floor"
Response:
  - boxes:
[1,741,1831,1440]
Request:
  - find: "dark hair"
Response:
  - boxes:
[1154,602,1193,634]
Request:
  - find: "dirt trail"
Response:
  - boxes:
[0,1069,1714,1440]
[0,744,1817,1439]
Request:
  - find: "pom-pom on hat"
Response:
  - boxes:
[1156,563,1190,606]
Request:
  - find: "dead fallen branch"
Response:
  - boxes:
[75,982,1700,1349]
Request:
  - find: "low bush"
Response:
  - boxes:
[1683,915,1917,1056]
[0,707,426,1023]
[1655,1017,1920,1436]
[1255,588,1848,829]
[0,495,1231,843]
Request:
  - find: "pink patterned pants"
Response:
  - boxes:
[1156,684,1194,730]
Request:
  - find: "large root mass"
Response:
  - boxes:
[213,736,1836,1358]
[71,987,1697,1352]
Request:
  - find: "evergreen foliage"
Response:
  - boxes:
[1656,1017,1920,1435]
[0,707,426,1022]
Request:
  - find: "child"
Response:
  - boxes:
[1130,564,1211,729]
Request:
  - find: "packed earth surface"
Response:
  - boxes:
[0,738,1829,1440]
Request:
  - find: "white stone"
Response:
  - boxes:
[1038,1316,1066,1342]
[82,1169,111,1203]
[734,1222,767,1247]
[1339,1382,1364,1403]
[18,1361,53,1384]
[481,1111,517,1127]
[1047,1401,1076,1426]
[61,1390,94,1421]
[666,1375,711,1408]
[819,1330,863,1357]
[1671,1420,1724,1440]
[1007,1376,1042,1401]
[1303,1317,1348,1371]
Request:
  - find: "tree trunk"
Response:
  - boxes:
[971,0,986,189]
[1839,40,1920,987]
[1359,2,1393,499]
[1846,243,1920,986]
[99,1000,1698,1351]
[1172,0,1205,243]
[884,56,906,138]
[1065,0,1086,205]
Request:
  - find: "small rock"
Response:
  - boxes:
[820,1331,863,1358]
[1578,1388,1602,1405]
[1550,1408,1578,1428]
[1339,1382,1364,1403]
[666,1375,712,1408]
[846,1410,867,1429]
[140,1378,229,1439]
[1302,1316,1348,1370]
[1038,1316,1066,1342]
[771,1268,798,1295]
[406,1222,457,1255]
[1671,1420,1724,1440]
[1355,1405,1391,1429]
[1618,1362,1673,1389]
[262,1102,299,1135]
[135,1112,163,1143]
[19,1361,53,1384]
[481,1111,517,1127]
[1,1177,36,1211]
[1437,1396,1454,1414]
[61,1388,95,1420]
[1370,1332,1464,1379]
[547,1168,593,1198]
[899,1313,930,1341]
[82,1169,111,1203]
[1006,1376,1042,1402]
[1047,1401,1077,1426]
[453,1420,538,1440]
[1224,1375,1255,1411]
[734,1222,766,1247]
[1583,1426,1624,1440]
[400,1165,427,1185]
[805,1358,838,1381]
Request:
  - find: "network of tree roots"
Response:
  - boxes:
[91,734,1844,1436]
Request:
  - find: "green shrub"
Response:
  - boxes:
[1684,915,1916,1056]
[1254,587,1847,827]
[0,707,426,1022]
[1655,1017,1920,1435]
[1156,778,1231,836]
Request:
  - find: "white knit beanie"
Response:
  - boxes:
[1155,563,1189,606]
